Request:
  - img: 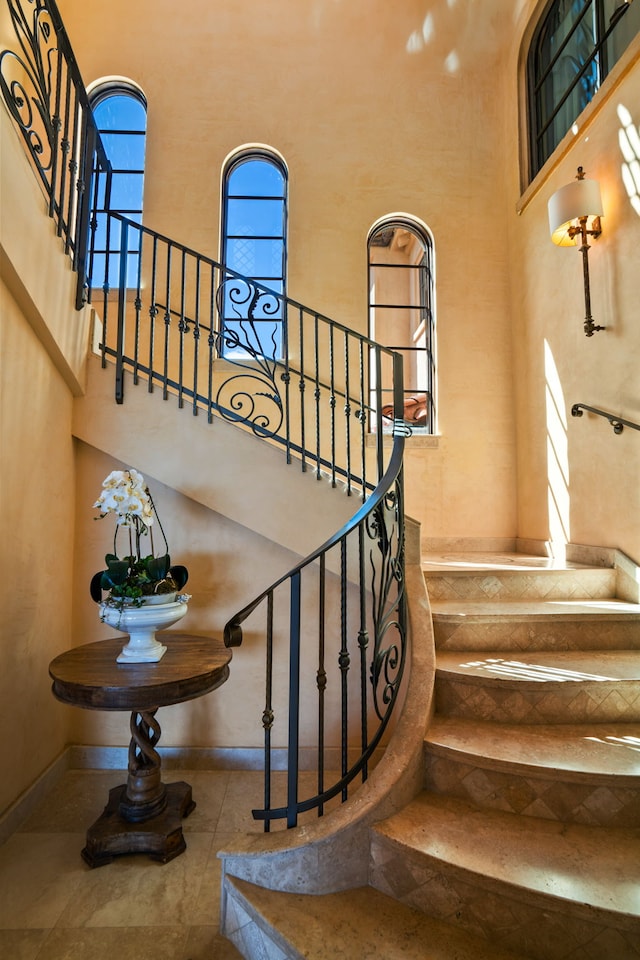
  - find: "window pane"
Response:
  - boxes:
[228,160,285,197]
[368,223,435,433]
[99,131,146,170]
[227,237,285,280]
[226,198,284,237]
[94,95,146,132]
[528,0,640,178]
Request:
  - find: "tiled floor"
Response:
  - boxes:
[0,767,275,960]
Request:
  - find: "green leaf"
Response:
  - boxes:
[146,554,171,581]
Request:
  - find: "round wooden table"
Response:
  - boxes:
[49,633,232,868]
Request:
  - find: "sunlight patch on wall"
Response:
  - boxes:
[618,103,640,216]
[545,340,570,558]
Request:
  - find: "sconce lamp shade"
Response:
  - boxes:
[548,175,604,246]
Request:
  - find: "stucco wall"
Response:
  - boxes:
[56,0,518,549]
[0,280,74,814]
[508,3,640,563]
[0,96,94,817]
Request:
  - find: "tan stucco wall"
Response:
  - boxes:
[0,280,74,814]
[4,0,640,818]
[0,99,94,815]
[508,4,640,561]
[56,0,518,549]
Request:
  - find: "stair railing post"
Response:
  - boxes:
[115,217,128,404]
[286,570,302,828]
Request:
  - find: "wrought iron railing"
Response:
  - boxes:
[571,402,640,435]
[94,213,404,496]
[0,0,111,308]
[91,213,409,827]
[3,0,409,831]
[223,395,407,829]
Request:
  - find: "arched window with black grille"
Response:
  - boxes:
[368,218,436,434]
[527,0,640,181]
[88,80,147,288]
[220,150,288,359]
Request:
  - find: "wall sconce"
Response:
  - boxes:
[548,166,604,337]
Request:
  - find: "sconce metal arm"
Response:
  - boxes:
[567,216,604,337]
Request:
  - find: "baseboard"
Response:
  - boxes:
[1,742,385,848]
[0,749,71,847]
[68,744,383,772]
[421,536,519,554]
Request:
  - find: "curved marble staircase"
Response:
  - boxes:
[224,552,640,959]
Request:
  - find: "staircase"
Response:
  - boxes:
[223,552,640,959]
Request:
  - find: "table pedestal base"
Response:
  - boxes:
[81,780,195,868]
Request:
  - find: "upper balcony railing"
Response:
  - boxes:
[0,0,111,308]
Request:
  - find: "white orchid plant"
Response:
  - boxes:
[90,469,188,606]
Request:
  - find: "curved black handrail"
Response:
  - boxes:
[571,403,640,435]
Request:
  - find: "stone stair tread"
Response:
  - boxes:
[226,876,530,960]
[431,598,640,620]
[425,716,640,781]
[373,793,640,921]
[421,553,598,573]
[436,649,640,683]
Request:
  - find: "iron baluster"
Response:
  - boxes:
[135,229,145,384]
[287,572,302,829]
[115,219,128,405]
[58,61,72,246]
[339,536,350,800]
[358,522,369,770]
[148,233,159,393]
[162,241,172,401]
[192,256,201,416]
[317,553,327,816]
[178,247,187,409]
[298,306,306,472]
[261,592,275,832]
[329,323,337,487]
[207,264,216,423]
[314,314,322,480]
[358,339,367,501]
[344,330,352,497]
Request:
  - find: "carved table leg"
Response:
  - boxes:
[81,708,196,868]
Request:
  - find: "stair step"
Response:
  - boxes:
[424,716,640,825]
[435,650,640,722]
[370,793,640,960]
[431,599,640,651]
[223,876,530,960]
[422,554,616,602]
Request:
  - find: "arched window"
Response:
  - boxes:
[368,219,435,434]
[527,0,640,180]
[220,150,288,358]
[89,81,147,287]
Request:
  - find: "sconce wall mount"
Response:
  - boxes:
[548,166,604,337]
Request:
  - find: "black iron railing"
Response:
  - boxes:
[3,0,409,831]
[91,213,409,827]
[94,213,404,496]
[223,391,407,829]
[0,0,111,308]
[571,402,640,435]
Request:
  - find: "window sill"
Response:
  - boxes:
[366,432,440,449]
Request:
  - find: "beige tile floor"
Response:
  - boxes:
[0,767,277,960]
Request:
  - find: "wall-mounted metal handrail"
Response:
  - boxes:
[571,403,640,435]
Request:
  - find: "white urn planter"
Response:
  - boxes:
[100,596,189,663]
